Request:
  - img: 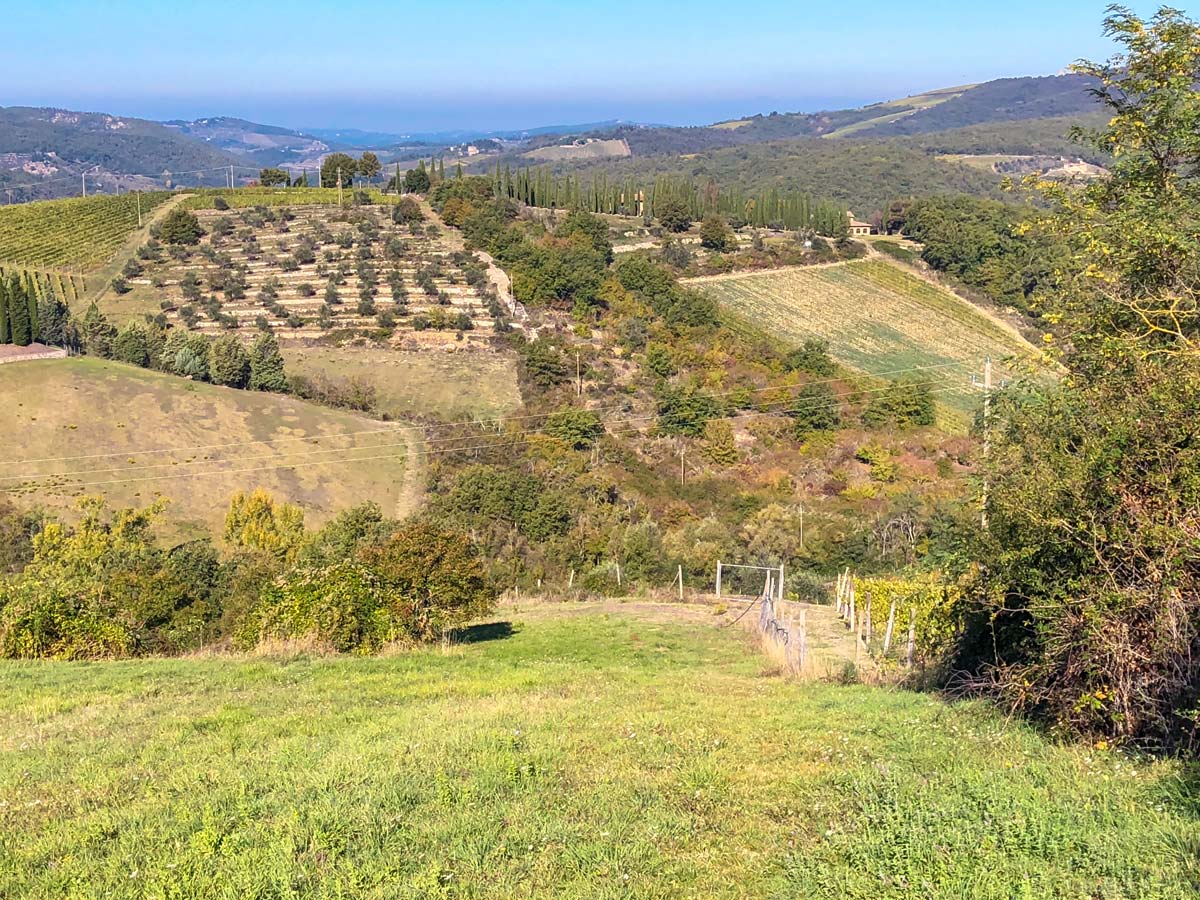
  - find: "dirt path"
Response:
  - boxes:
[88,192,194,308]
[394,424,425,520]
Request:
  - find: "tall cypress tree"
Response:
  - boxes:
[8,275,31,346]
[0,275,9,344]
[23,272,38,342]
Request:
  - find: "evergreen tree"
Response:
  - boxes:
[249,331,287,392]
[0,276,9,343]
[79,302,116,358]
[36,291,69,347]
[8,275,31,346]
[210,334,251,388]
[112,322,151,367]
[23,272,38,342]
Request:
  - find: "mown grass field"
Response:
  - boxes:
[689,259,1035,413]
[0,357,415,538]
[283,346,522,422]
[0,604,1194,899]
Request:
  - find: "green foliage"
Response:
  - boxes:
[556,208,614,263]
[613,255,718,330]
[788,381,841,435]
[79,302,116,358]
[656,196,692,232]
[644,343,676,378]
[404,160,431,194]
[543,406,604,449]
[249,330,287,392]
[209,334,251,388]
[224,489,305,562]
[702,418,739,465]
[783,338,836,376]
[158,208,204,245]
[320,153,359,188]
[112,322,150,367]
[258,167,290,187]
[0,500,219,658]
[699,215,735,251]
[441,464,573,542]
[519,339,570,389]
[656,385,720,436]
[861,380,935,428]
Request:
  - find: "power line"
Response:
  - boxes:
[0,361,973,469]
[1,379,968,491]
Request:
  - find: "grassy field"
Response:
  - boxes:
[0,192,172,271]
[283,346,522,422]
[0,357,416,539]
[0,603,1194,899]
[689,259,1035,413]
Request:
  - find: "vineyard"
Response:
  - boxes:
[0,265,87,305]
[689,259,1036,411]
[120,201,503,349]
[0,192,171,270]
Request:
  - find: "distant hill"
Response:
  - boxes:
[0,106,236,200]
[162,116,333,166]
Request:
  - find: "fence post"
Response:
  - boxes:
[906,606,916,668]
[864,596,872,644]
[848,581,856,633]
[616,562,622,588]
[677,564,684,601]
[777,563,785,601]
[716,561,723,599]
[835,571,843,616]
[568,568,574,589]
[883,599,897,654]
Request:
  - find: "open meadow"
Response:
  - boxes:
[0,357,416,538]
[688,258,1036,413]
[0,603,1194,899]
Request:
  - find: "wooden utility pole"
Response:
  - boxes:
[715,561,723,599]
[798,505,804,550]
[906,607,916,668]
[883,599,897,654]
[136,191,142,228]
[337,167,343,206]
[677,564,684,601]
[81,173,86,198]
[679,442,686,487]
[229,164,235,189]
[576,350,582,396]
[982,356,992,530]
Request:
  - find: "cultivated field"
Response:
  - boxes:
[0,192,171,270]
[689,259,1036,412]
[0,603,1192,899]
[0,357,417,538]
[522,138,632,162]
[110,202,499,348]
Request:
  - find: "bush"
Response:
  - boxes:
[544,406,603,450]
[159,208,205,245]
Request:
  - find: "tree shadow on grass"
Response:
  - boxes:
[449,621,517,645]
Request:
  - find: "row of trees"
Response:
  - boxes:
[0,273,70,347]
[490,165,851,235]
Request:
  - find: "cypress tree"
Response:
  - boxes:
[249,331,287,392]
[8,275,32,346]
[24,272,38,342]
[0,275,9,343]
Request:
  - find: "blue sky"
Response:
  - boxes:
[0,1,1164,132]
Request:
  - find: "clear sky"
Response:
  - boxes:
[0,1,1165,133]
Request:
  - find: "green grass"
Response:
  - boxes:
[0,357,415,539]
[0,604,1194,899]
[0,192,172,271]
[690,259,1035,413]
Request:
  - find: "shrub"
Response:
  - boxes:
[159,208,205,245]
[544,407,603,450]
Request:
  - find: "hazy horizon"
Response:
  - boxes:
[0,0,1153,134]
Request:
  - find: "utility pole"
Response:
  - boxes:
[337,167,343,206]
[229,164,235,189]
[981,356,992,530]
[136,191,142,228]
[679,441,686,487]
[81,173,86,198]
[799,504,804,550]
[576,350,582,397]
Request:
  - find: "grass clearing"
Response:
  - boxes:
[0,357,414,539]
[689,259,1036,413]
[283,345,522,422]
[0,603,1194,898]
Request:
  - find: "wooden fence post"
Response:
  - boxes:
[864,596,872,644]
[848,581,856,633]
[883,599,897,654]
[677,564,684,601]
[716,561,723,599]
[906,606,916,668]
[568,569,575,589]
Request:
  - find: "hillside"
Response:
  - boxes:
[0,357,417,539]
[162,117,333,167]
[0,107,236,200]
[687,258,1036,415]
[2,603,1192,898]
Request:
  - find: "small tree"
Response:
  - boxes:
[320,153,359,189]
[249,331,287,392]
[210,334,251,388]
[112,322,150,367]
[699,215,734,251]
[159,209,204,245]
[656,197,692,233]
[403,160,431,194]
[259,167,290,187]
[544,406,604,449]
[357,152,382,185]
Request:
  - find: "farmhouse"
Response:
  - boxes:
[846,211,873,235]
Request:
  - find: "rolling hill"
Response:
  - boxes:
[0,357,418,539]
[0,107,237,200]
[162,117,334,167]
